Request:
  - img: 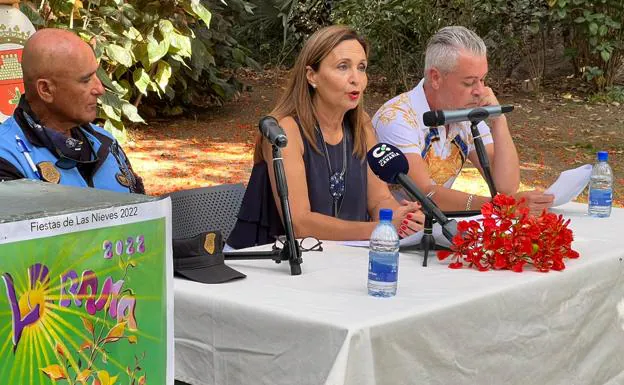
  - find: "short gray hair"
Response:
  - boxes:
[424,26,487,77]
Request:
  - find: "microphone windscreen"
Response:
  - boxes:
[422,110,443,127]
[366,143,409,184]
[501,104,514,113]
[258,116,279,136]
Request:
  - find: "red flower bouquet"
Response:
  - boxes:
[437,194,579,272]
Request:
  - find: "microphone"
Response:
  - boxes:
[259,116,288,148]
[367,143,457,241]
[422,104,514,126]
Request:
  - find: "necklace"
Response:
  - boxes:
[316,123,348,217]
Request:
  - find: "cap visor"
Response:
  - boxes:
[176,263,246,284]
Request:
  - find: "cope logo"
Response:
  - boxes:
[372,144,391,158]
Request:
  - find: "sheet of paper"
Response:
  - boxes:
[545,164,592,207]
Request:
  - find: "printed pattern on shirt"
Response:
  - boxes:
[373,79,493,188]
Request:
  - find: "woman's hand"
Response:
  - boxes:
[514,190,555,216]
[392,200,425,238]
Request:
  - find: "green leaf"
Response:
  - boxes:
[100,90,123,110]
[159,19,174,38]
[133,68,150,95]
[134,43,150,69]
[190,39,214,70]
[106,44,133,67]
[101,103,121,121]
[246,56,262,71]
[527,23,540,35]
[155,61,172,92]
[589,22,598,35]
[574,16,585,23]
[147,37,169,65]
[104,119,125,135]
[113,65,127,80]
[97,67,116,91]
[93,38,105,60]
[123,27,143,41]
[600,50,611,62]
[211,83,226,98]
[118,80,132,98]
[598,25,608,36]
[190,0,212,27]
[148,80,162,97]
[110,80,128,95]
[170,33,192,57]
[170,54,191,69]
[232,47,246,63]
[19,3,44,26]
[121,102,145,123]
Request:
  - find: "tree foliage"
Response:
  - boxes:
[236,0,332,66]
[548,0,623,90]
[334,0,445,94]
[332,0,622,93]
[20,0,257,134]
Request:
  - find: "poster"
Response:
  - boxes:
[0,199,173,385]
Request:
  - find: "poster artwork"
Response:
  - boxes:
[0,206,170,385]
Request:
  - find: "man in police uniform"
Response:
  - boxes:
[0,28,144,193]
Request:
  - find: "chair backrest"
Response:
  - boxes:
[164,183,245,240]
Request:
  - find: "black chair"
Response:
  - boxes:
[163,183,245,240]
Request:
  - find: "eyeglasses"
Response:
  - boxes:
[23,111,99,170]
[40,127,99,169]
[272,236,323,252]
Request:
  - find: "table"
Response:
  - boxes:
[174,203,624,385]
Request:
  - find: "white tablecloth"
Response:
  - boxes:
[174,203,624,385]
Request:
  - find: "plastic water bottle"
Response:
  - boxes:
[368,208,400,297]
[588,151,613,218]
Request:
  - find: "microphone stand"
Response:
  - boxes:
[470,121,497,198]
[395,175,459,266]
[412,120,495,265]
[224,145,303,275]
[419,214,437,267]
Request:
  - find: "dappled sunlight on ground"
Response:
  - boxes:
[125,136,254,196]
[449,165,543,198]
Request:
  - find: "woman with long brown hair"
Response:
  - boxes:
[228,25,424,249]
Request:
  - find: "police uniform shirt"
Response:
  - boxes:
[0,97,145,194]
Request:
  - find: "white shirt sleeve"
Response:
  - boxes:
[372,105,424,156]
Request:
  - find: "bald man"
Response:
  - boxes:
[0,28,144,193]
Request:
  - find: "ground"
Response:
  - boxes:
[126,70,624,206]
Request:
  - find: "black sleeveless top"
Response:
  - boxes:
[304,121,368,220]
[227,119,369,249]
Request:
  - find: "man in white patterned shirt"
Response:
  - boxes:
[373,26,553,215]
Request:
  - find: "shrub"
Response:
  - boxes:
[21,0,257,134]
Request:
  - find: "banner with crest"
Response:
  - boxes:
[0,1,36,122]
[0,199,173,385]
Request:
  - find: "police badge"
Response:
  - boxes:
[36,161,60,184]
[115,172,130,188]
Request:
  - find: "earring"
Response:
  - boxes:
[311,83,317,89]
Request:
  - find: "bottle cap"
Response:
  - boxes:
[379,208,393,221]
[597,151,608,162]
